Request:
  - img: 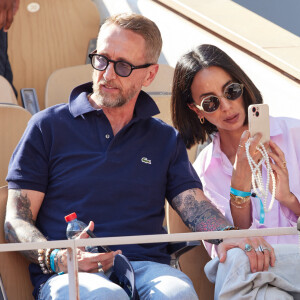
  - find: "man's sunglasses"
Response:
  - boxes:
[194,82,244,113]
[89,50,153,77]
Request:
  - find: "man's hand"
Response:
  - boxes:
[53,221,122,274]
[54,248,122,274]
[0,0,20,31]
[217,237,276,273]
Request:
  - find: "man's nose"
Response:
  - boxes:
[103,62,117,80]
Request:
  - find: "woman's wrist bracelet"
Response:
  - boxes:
[230,187,251,197]
[230,198,251,208]
[230,193,251,205]
[230,187,253,208]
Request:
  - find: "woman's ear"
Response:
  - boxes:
[187,103,203,118]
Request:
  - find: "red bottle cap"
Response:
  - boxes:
[65,212,77,222]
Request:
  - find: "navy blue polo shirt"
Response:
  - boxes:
[7,82,202,296]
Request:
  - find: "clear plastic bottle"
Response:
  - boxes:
[64,212,98,253]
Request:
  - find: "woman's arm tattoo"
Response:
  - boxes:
[172,188,232,232]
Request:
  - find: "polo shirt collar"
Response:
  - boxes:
[68,82,160,119]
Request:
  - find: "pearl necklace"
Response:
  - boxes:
[245,140,276,212]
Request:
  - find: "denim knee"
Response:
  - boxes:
[38,272,129,300]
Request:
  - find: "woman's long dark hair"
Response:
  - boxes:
[171,44,263,148]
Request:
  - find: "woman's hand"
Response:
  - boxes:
[267,140,292,204]
[231,130,263,192]
[217,236,275,273]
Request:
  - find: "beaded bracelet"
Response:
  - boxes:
[44,249,54,274]
[38,249,53,274]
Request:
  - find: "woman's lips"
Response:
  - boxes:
[224,114,239,123]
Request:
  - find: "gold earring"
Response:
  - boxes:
[199,116,205,124]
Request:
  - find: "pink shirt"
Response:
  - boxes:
[193,116,300,258]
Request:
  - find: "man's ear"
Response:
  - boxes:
[142,64,159,87]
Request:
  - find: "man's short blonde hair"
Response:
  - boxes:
[99,13,162,63]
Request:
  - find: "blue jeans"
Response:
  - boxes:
[38,260,198,300]
[205,244,300,300]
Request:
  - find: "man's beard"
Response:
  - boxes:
[92,78,139,108]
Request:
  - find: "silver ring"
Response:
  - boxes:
[262,247,271,252]
[244,244,253,252]
[255,245,264,252]
[97,262,103,272]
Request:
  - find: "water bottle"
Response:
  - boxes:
[65,212,98,253]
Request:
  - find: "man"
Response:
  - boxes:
[4,13,274,300]
[0,0,19,96]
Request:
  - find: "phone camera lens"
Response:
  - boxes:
[252,107,256,113]
[255,111,259,117]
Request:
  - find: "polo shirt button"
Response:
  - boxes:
[105,134,110,139]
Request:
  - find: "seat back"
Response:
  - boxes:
[0,186,33,299]
[45,64,93,108]
[143,64,174,94]
[0,75,18,105]
[7,0,100,110]
[0,104,31,186]
[44,64,174,108]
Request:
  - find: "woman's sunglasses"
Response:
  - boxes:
[194,82,244,113]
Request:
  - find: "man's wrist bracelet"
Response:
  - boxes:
[213,225,239,245]
[50,249,60,273]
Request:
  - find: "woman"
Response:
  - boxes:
[171,44,300,299]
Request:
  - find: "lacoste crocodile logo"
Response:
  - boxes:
[141,157,151,164]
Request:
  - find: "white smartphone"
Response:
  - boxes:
[248,104,270,144]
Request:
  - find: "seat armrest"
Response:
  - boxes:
[167,241,201,269]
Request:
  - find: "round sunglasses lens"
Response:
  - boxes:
[225,83,243,100]
[115,61,132,77]
[202,96,219,112]
[93,56,108,71]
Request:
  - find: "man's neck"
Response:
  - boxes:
[89,94,137,136]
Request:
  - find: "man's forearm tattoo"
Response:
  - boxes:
[14,190,34,224]
[4,190,47,263]
[173,189,231,232]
